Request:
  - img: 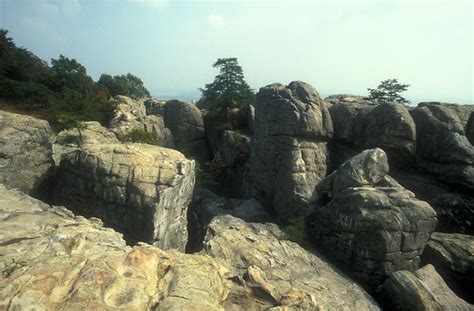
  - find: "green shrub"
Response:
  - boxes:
[121,129,157,145]
[283,215,308,244]
[194,160,219,190]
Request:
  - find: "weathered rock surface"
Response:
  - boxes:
[206,127,251,168]
[422,232,474,302]
[243,81,333,220]
[202,215,380,310]
[379,264,473,310]
[54,142,195,251]
[147,99,209,161]
[467,112,474,145]
[327,97,416,167]
[109,96,174,147]
[0,110,54,194]
[410,102,474,189]
[187,188,272,252]
[0,185,256,310]
[309,148,437,288]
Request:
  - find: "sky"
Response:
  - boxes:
[0,0,472,104]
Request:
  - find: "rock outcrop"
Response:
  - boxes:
[187,188,271,252]
[309,148,437,288]
[0,110,54,195]
[146,99,209,161]
[243,81,333,220]
[54,142,195,251]
[202,215,380,310]
[109,96,174,147]
[422,232,474,302]
[379,264,473,310]
[410,102,474,190]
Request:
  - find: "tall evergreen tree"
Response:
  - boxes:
[200,57,254,120]
[367,79,410,104]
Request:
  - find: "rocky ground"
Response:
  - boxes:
[0,82,473,310]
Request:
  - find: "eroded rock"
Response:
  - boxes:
[54,143,195,251]
[309,148,437,288]
[202,215,380,310]
[0,110,54,194]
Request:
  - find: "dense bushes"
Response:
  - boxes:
[0,29,150,131]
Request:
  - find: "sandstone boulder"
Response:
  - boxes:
[309,148,437,288]
[109,96,174,147]
[54,142,195,251]
[423,232,474,302]
[243,81,333,220]
[379,264,473,310]
[202,215,380,310]
[147,99,209,161]
[410,102,474,189]
[187,188,271,252]
[0,110,54,194]
[0,185,268,310]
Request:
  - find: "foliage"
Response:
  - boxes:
[367,79,410,104]
[199,57,255,120]
[2,258,27,278]
[49,54,94,94]
[283,215,308,244]
[194,160,220,190]
[97,73,150,100]
[121,129,157,145]
[205,152,227,178]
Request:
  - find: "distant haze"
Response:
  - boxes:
[1,0,472,104]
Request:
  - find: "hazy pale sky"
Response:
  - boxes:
[1,0,472,103]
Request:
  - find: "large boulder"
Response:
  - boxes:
[242,81,333,220]
[109,96,174,147]
[410,102,474,189]
[422,232,474,302]
[0,185,279,310]
[201,215,380,310]
[0,110,54,195]
[54,142,195,251]
[146,99,209,161]
[379,264,473,310]
[309,148,437,288]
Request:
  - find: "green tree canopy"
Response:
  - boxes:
[367,79,410,104]
[97,73,150,99]
[199,57,255,119]
[49,55,94,94]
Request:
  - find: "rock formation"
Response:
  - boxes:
[379,265,473,310]
[309,148,437,287]
[54,140,195,251]
[0,110,54,195]
[202,215,380,310]
[109,96,174,147]
[146,99,209,161]
[422,232,474,302]
[242,81,333,221]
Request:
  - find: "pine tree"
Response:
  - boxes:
[367,79,410,104]
[200,57,254,120]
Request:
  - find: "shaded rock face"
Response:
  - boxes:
[201,215,380,310]
[327,98,416,169]
[54,142,195,251]
[0,110,54,195]
[187,188,272,252]
[243,81,333,221]
[422,232,474,303]
[0,185,269,310]
[379,264,473,311]
[309,148,437,288]
[410,102,474,190]
[109,96,174,147]
[467,112,474,145]
[147,99,209,161]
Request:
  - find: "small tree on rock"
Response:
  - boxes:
[367,79,410,104]
[199,57,255,120]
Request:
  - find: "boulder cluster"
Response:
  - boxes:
[0,82,473,310]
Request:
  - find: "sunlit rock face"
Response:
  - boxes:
[242,81,333,221]
[54,142,195,251]
[308,148,437,288]
[0,110,55,195]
